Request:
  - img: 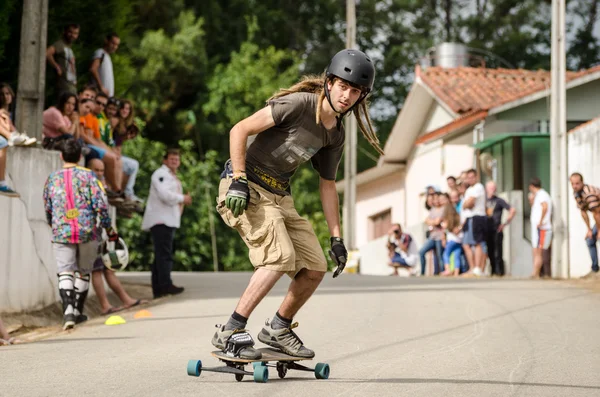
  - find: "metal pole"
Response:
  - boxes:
[15,0,48,140]
[550,0,569,278]
[344,0,357,250]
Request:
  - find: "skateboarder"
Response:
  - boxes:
[212,49,383,360]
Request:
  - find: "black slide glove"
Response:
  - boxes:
[329,237,348,278]
[225,176,250,218]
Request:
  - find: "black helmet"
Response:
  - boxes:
[326,49,375,93]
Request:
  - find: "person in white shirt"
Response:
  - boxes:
[89,33,120,97]
[142,149,192,298]
[529,177,552,278]
[461,169,488,276]
[387,224,419,276]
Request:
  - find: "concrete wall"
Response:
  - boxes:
[1,147,63,313]
[355,171,404,248]
[568,118,600,277]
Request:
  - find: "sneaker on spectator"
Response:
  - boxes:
[473,267,483,277]
[9,132,36,147]
[0,185,19,198]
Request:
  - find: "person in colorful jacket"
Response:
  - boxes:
[43,138,118,330]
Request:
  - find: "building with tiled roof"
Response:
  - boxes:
[337,49,600,279]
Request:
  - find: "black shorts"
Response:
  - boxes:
[463,216,487,245]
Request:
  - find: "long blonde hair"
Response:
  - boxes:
[268,74,384,155]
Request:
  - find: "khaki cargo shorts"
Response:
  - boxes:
[216,177,327,277]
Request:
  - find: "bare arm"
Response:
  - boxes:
[462,196,475,209]
[319,178,341,238]
[229,106,275,177]
[505,207,516,224]
[538,202,548,227]
[89,58,105,93]
[46,46,62,75]
[581,210,592,230]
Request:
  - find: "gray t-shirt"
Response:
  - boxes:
[53,39,77,84]
[245,92,345,196]
[92,48,114,96]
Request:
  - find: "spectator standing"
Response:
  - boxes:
[89,33,120,97]
[446,175,457,192]
[141,149,191,298]
[569,172,600,279]
[440,201,463,276]
[46,24,80,96]
[485,181,516,276]
[419,193,445,275]
[529,177,552,278]
[87,158,148,314]
[461,169,488,276]
[43,139,118,329]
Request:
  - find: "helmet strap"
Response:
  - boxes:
[323,78,368,131]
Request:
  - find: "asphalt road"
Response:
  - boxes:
[2,272,599,397]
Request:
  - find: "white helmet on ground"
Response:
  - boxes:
[101,237,130,271]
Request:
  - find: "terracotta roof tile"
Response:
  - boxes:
[416,65,600,114]
[415,110,487,145]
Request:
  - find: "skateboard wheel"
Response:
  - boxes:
[314,363,329,380]
[253,366,269,383]
[187,360,202,377]
[235,374,244,382]
[253,361,266,369]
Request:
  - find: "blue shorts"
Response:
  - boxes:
[0,135,7,149]
[88,145,107,160]
[391,252,409,266]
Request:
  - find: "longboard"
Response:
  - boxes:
[186,348,330,383]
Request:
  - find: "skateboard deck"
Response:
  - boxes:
[187,348,330,383]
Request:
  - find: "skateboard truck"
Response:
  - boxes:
[328,250,346,278]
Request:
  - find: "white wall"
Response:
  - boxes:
[496,79,600,121]
[355,172,404,248]
[1,148,62,313]
[422,104,454,134]
[568,118,600,277]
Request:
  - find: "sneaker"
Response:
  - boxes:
[75,314,88,324]
[0,185,19,198]
[63,313,76,330]
[8,132,25,146]
[473,267,483,277]
[258,321,315,358]
[211,325,262,360]
[166,284,184,295]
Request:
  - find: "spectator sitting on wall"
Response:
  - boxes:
[0,83,36,147]
[91,93,123,196]
[113,99,142,206]
[0,110,19,197]
[87,158,148,314]
[89,33,120,97]
[46,23,80,97]
[42,92,81,150]
[387,223,418,276]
